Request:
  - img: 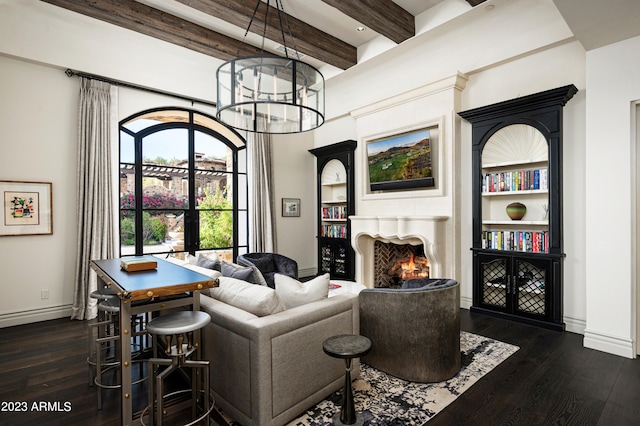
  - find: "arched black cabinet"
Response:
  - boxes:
[309,140,356,280]
[459,85,577,331]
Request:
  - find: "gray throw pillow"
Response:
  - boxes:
[196,252,221,271]
[221,261,258,284]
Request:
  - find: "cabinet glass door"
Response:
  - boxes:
[514,258,548,317]
[478,255,508,309]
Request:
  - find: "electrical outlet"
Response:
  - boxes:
[41,289,49,299]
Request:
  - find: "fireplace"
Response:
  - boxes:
[350,215,450,288]
[374,241,429,288]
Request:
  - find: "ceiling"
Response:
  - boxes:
[40,0,485,78]
[40,0,640,80]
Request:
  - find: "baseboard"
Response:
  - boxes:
[0,304,73,328]
[583,329,634,358]
[460,295,473,310]
[298,267,317,279]
[563,315,586,335]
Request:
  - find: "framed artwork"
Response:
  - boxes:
[282,198,300,217]
[1,180,53,236]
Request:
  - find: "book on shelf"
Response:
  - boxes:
[321,205,347,219]
[482,168,548,193]
[120,258,157,271]
[482,230,549,253]
[320,224,347,238]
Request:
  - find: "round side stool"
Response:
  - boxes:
[143,311,213,426]
[323,334,371,426]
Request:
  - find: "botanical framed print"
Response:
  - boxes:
[1,180,53,236]
[282,198,300,217]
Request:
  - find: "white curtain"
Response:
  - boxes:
[247,132,277,252]
[71,78,117,320]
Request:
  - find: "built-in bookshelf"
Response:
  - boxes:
[310,140,356,280]
[459,84,577,331]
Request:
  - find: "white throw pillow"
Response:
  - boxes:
[274,273,330,309]
[211,276,285,317]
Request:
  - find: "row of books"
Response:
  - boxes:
[321,206,347,220]
[482,168,547,193]
[321,224,347,238]
[482,230,549,253]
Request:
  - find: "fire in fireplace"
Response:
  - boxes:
[373,241,429,288]
[389,253,430,281]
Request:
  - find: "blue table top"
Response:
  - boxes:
[91,256,214,300]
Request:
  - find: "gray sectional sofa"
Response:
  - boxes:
[198,287,360,426]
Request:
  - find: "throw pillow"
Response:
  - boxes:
[195,252,221,271]
[221,261,258,284]
[274,273,330,309]
[211,276,285,316]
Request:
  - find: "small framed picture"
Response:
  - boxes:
[282,198,300,217]
[1,180,53,236]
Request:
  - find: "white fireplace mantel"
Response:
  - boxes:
[350,215,450,287]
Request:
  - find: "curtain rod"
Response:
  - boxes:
[64,68,217,108]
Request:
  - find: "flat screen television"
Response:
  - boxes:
[366,127,435,192]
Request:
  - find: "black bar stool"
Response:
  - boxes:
[143,310,213,426]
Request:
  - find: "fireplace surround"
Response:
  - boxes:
[350,215,450,288]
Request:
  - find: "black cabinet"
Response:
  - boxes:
[474,251,562,327]
[459,85,577,331]
[310,140,356,280]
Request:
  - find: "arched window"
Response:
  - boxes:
[119,108,248,261]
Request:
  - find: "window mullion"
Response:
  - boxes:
[134,134,143,255]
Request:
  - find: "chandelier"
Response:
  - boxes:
[216,0,325,134]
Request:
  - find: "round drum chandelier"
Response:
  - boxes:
[216,1,325,134]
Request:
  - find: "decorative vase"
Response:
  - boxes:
[506,202,527,220]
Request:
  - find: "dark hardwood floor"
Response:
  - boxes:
[1,310,639,425]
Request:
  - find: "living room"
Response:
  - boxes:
[1,0,640,422]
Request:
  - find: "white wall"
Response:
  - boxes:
[311,0,588,333]
[583,35,640,357]
[271,131,317,276]
[0,56,78,326]
[461,40,588,332]
[0,1,240,325]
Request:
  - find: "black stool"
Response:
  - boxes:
[144,311,213,426]
[323,334,372,426]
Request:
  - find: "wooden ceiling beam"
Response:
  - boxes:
[320,0,415,44]
[41,0,262,61]
[174,0,357,70]
[41,0,357,70]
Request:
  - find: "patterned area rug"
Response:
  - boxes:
[220,332,517,426]
[286,332,519,426]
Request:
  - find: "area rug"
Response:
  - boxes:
[286,331,518,426]
[219,332,518,426]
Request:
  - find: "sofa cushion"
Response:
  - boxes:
[221,261,260,284]
[274,273,330,309]
[211,276,285,317]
